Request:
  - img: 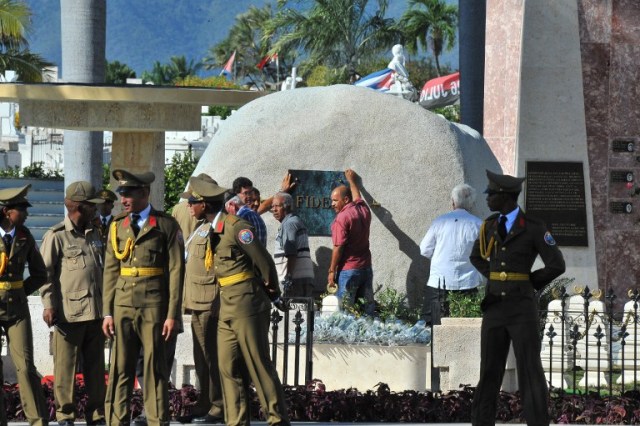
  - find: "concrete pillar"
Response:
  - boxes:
[459,0,486,134]
[110,132,165,212]
[60,0,106,189]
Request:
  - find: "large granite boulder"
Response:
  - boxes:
[195,84,500,311]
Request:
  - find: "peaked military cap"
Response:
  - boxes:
[112,169,155,193]
[66,181,104,204]
[0,184,32,208]
[97,189,117,202]
[484,170,525,194]
[181,173,226,202]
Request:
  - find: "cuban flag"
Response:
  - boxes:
[220,50,236,78]
[354,68,393,92]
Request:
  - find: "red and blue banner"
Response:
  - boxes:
[354,68,393,92]
[419,72,460,109]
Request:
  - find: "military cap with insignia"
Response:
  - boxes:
[484,170,526,194]
[180,173,227,202]
[0,184,32,208]
[112,169,155,194]
[97,189,117,202]
[65,181,105,203]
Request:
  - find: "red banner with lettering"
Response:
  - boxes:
[419,72,460,109]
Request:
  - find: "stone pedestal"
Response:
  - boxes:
[484,0,597,285]
[111,131,166,211]
[433,317,518,392]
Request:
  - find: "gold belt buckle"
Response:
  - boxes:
[499,271,508,281]
[130,267,138,277]
[0,282,10,290]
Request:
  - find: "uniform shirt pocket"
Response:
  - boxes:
[189,274,217,305]
[64,288,92,318]
[194,243,208,259]
[63,248,86,271]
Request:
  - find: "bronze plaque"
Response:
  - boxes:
[525,161,588,246]
[288,169,346,236]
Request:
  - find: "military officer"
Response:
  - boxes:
[181,174,226,424]
[212,184,290,426]
[94,189,117,248]
[469,170,566,426]
[102,169,184,426]
[0,185,48,426]
[40,181,107,426]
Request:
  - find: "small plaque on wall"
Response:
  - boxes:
[612,140,635,152]
[610,202,633,214]
[525,161,588,246]
[611,170,634,183]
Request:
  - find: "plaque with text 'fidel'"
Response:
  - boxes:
[525,161,588,246]
[288,169,346,236]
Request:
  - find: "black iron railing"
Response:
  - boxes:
[269,297,314,386]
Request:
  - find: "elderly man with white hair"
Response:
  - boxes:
[270,192,314,297]
[420,183,484,325]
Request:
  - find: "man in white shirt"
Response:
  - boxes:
[420,183,484,324]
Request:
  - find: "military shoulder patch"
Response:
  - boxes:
[544,232,556,246]
[238,229,254,244]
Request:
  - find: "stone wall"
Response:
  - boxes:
[579,0,640,301]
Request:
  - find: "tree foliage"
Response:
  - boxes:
[105,60,136,85]
[141,56,201,86]
[164,150,198,212]
[203,4,291,88]
[397,0,457,76]
[267,0,401,78]
[0,0,53,82]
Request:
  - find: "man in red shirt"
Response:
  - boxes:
[328,169,374,315]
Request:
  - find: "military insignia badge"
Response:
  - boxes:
[198,229,209,237]
[544,232,556,246]
[238,229,254,244]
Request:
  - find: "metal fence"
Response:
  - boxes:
[31,133,63,165]
[269,297,315,386]
[430,285,640,396]
[542,286,640,395]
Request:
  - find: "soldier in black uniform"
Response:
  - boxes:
[469,170,565,426]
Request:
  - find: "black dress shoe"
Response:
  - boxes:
[58,421,74,426]
[192,414,224,424]
[87,419,106,425]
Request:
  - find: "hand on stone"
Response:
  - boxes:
[280,172,296,193]
[345,169,358,183]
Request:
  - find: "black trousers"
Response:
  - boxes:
[471,288,548,426]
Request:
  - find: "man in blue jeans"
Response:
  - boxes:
[327,169,374,315]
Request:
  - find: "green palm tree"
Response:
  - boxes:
[141,61,174,85]
[203,5,286,85]
[105,60,136,85]
[168,55,201,81]
[0,0,52,82]
[399,0,457,76]
[267,0,400,76]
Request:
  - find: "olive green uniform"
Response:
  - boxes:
[184,220,224,419]
[40,217,106,424]
[172,200,197,239]
[0,226,48,426]
[469,209,565,426]
[213,213,289,426]
[103,208,184,426]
